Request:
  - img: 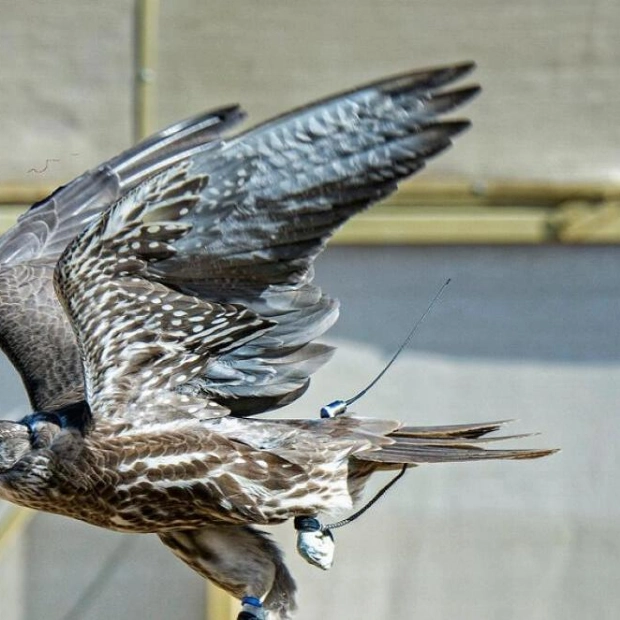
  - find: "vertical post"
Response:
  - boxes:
[133,0,160,142]
[0,507,32,561]
[135,3,235,617]
[0,507,33,620]
[205,583,237,620]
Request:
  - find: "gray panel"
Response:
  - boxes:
[314,245,620,362]
[23,515,205,620]
[0,245,617,619]
[279,245,620,618]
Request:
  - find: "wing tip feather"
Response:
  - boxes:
[377,60,478,96]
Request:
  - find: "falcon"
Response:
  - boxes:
[0,63,554,620]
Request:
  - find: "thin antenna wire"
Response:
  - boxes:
[326,464,409,530]
[345,278,451,407]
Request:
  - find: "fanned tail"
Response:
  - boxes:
[356,420,558,465]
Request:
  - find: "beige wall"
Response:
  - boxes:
[1,3,619,620]
[1,0,619,185]
[0,2,132,183]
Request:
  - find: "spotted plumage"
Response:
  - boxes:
[0,63,555,619]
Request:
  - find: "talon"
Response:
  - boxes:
[294,516,335,570]
[238,596,266,620]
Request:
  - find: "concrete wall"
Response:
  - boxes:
[1,2,619,620]
[0,2,133,184]
[0,0,619,184]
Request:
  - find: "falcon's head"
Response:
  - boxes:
[0,421,30,472]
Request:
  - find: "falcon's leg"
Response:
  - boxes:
[158,524,296,619]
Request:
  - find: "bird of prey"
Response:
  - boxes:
[0,62,554,620]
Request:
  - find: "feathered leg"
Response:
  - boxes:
[158,524,297,620]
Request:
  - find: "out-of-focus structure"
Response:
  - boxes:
[1,1,619,619]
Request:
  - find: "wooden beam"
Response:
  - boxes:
[0,184,57,205]
[332,205,551,244]
[2,179,620,243]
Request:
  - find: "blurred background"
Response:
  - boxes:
[0,1,619,619]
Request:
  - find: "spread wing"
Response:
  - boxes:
[53,62,479,423]
[0,105,245,410]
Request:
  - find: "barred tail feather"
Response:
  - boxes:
[356,420,558,465]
